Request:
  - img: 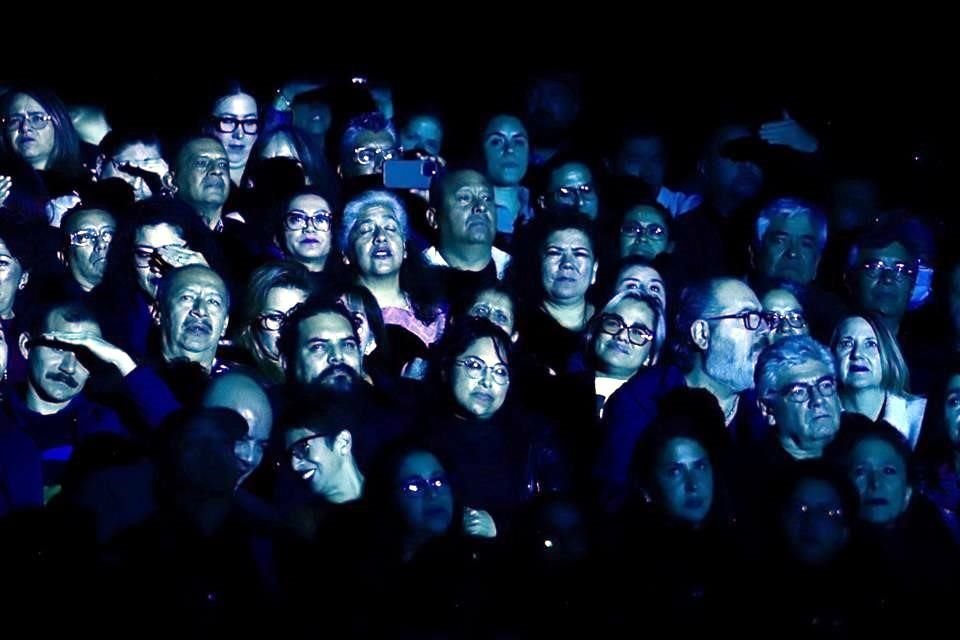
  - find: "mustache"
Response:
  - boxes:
[46,372,79,388]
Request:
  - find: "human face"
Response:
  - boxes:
[439,170,495,250]
[349,204,405,279]
[400,115,444,156]
[254,286,308,361]
[653,437,713,525]
[764,359,841,458]
[761,288,808,343]
[451,337,509,420]
[540,229,597,304]
[701,280,768,392]
[292,312,362,388]
[594,297,655,378]
[286,427,342,497]
[395,451,454,536]
[619,205,670,260]
[482,115,529,187]
[782,478,848,566]
[100,142,168,201]
[25,310,98,404]
[211,92,259,175]
[853,242,916,323]
[160,268,229,364]
[833,316,883,391]
[63,209,115,292]
[282,194,332,270]
[545,163,598,218]
[133,223,188,299]
[848,438,912,526]
[0,237,27,319]
[615,264,666,310]
[757,213,821,285]
[176,138,230,208]
[468,290,515,336]
[615,135,665,188]
[943,374,960,445]
[4,93,55,170]
[343,130,397,178]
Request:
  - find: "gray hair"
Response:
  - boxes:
[755,334,836,399]
[755,196,828,252]
[338,190,409,255]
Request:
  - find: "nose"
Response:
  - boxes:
[866,470,879,491]
[190,296,208,317]
[327,343,344,365]
[473,196,488,214]
[373,224,387,241]
[209,161,226,176]
[478,366,495,388]
[878,268,896,285]
[683,471,700,494]
[60,351,77,374]
[232,127,244,140]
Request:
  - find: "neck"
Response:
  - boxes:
[685,361,740,423]
[780,435,823,461]
[327,467,364,504]
[197,204,223,230]
[543,298,591,331]
[596,363,636,381]
[876,313,901,336]
[25,383,72,415]
[163,345,216,373]
[841,387,886,420]
[299,255,328,272]
[228,166,244,185]
[29,157,48,171]
[438,242,493,272]
[0,307,13,321]
[358,273,406,309]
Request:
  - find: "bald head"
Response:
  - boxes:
[203,372,273,485]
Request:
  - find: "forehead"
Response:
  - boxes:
[7,93,45,113]
[135,222,185,247]
[623,136,663,154]
[851,437,903,463]
[484,115,527,137]
[607,296,653,321]
[948,374,960,392]
[397,451,444,477]
[67,209,115,231]
[114,142,161,160]
[474,290,513,312]
[618,264,661,284]
[300,312,354,340]
[0,238,16,259]
[407,115,442,133]
[357,203,399,222]
[837,316,874,338]
[860,241,912,263]
[544,228,592,249]
[624,205,667,225]
[766,213,816,235]
[354,130,394,148]
[167,270,226,296]
[184,139,226,160]
[289,194,330,212]
[658,437,707,462]
[284,426,319,447]
[459,336,504,362]
[549,163,592,187]
[265,286,307,311]
[263,132,296,156]
[762,289,801,311]
[712,280,760,311]
[793,478,842,503]
[775,358,833,386]
[213,92,258,116]
[447,170,490,194]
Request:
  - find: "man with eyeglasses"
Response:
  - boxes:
[596,277,770,509]
[57,205,116,293]
[538,159,600,220]
[337,111,398,181]
[755,335,842,462]
[96,129,172,202]
[174,136,232,232]
[761,288,809,343]
[847,227,919,336]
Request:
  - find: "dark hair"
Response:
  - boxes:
[281,401,360,448]
[0,86,83,180]
[276,295,358,377]
[0,216,39,273]
[825,414,916,487]
[435,316,511,380]
[98,127,165,162]
[915,357,960,473]
[671,278,726,371]
[241,261,315,330]
[25,299,98,338]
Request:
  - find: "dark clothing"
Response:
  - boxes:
[520,307,587,377]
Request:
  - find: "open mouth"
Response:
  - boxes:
[371,247,393,258]
[849,363,870,373]
[184,322,212,335]
[865,497,889,507]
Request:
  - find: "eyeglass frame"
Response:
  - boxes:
[455,356,510,385]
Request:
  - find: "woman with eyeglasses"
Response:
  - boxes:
[760,287,809,343]
[272,187,337,274]
[830,313,926,448]
[339,189,445,377]
[205,82,260,187]
[236,261,314,384]
[424,317,567,540]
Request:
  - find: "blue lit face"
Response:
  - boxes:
[782,477,848,565]
[483,115,529,187]
[394,451,454,537]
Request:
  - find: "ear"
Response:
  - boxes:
[426,207,438,231]
[590,260,599,286]
[336,165,343,178]
[758,395,777,427]
[904,485,913,508]
[57,250,67,267]
[510,330,520,344]
[94,154,105,176]
[18,331,31,360]
[342,253,351,266]
[220,315,229,339]
[402,239,407,261]
[690,319,710,351]
[334,429,352,456]
[18,271,29,291]
[537,194,546,211]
